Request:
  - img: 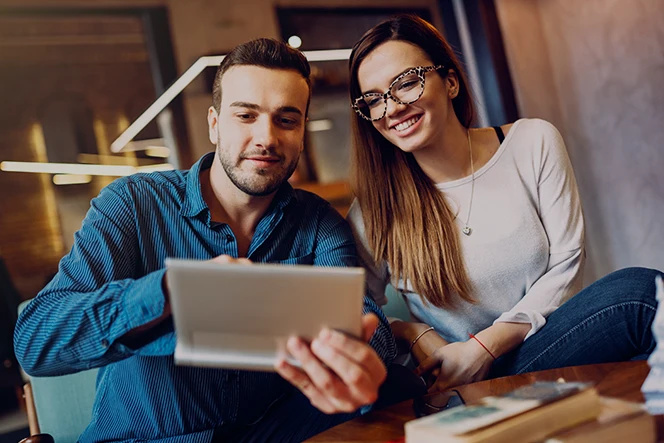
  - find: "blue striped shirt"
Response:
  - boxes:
[14,152,396,443]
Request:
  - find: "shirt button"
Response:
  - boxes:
[101,339,109,348]
[226,235,234,243]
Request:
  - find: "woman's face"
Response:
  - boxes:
[356,40,456,154]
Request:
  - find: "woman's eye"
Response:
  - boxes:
[366,97,382,108]
[397,80,418,91]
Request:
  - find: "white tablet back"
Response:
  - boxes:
[165,258,365,371]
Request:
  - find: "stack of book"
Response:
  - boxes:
[405,381,655,443]
[642,275,664,413]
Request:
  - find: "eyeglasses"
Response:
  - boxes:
[352,65,445,121]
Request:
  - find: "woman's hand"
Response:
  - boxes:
[390,321,449,363]
[415,339,494,393]
[410,328,448,365]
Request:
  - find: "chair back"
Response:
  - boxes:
[18,300,98,443]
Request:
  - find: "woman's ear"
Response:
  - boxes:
[446,69,460,99]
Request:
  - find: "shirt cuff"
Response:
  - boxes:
[493,310,548,341]
[121,268,168,331]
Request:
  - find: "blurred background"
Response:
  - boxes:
[0,0,662,440]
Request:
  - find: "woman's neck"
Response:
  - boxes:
[413,117,472,184]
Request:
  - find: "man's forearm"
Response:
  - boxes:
[118,273,171,347]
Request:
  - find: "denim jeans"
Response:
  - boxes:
[213,267,661,442]
[489,267,661,378]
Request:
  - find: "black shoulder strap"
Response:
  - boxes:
[492,126,505,144]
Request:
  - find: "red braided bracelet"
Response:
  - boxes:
[468,333,496,360]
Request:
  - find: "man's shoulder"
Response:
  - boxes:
[102,169,188,207]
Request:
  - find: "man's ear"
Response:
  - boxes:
[208,106,219,145]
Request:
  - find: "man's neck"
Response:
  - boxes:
[201,160,279,254]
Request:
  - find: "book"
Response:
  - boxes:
[404,382,601,443]
[544,397,655,443]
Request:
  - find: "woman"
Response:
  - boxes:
[346,14,661,393]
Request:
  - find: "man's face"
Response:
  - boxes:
[208,65,309,197]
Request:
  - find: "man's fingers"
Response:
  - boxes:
[209,255,252,265]
[274,359,338,414]
[310,337,380,406]
[209,254,233,264]
[286,337,358,412]
[361,313,379,343]
[317,328,386,385]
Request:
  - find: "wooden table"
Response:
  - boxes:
[307,361,653,442]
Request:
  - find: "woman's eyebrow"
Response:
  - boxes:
[361,66,415,95]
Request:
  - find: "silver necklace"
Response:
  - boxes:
[462,129,475,236]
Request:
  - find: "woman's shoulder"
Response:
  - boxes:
[505,119,573,177]
[507,118,563,142]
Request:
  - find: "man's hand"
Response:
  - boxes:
[274,313,387,414]
[208,254,252,265]
[415,340,493,393]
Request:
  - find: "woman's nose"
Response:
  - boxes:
[385,97,407,118]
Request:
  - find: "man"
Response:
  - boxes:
[14,38,396,442]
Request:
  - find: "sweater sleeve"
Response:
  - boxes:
[493,120,585,339]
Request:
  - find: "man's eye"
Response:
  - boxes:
[277,116,300,128]
[237,113,255,120]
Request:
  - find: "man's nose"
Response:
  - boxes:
[254,118,278,149]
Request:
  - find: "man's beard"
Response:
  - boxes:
[216,143,299,197]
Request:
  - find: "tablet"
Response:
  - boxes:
[165,258,365,371]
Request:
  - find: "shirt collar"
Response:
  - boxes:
[180,152,214,218]
[180,152,299,218]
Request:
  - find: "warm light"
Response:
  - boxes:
[145,146,171,158]
[306,119,333,132]
[288,35,302,48]
[78,153,134,165]
[0,161,174,176]
[53,174,93,185]
[111,49,353,153]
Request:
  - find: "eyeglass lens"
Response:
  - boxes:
[356,71,422,120]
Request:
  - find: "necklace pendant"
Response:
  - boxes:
[462,226,472,236]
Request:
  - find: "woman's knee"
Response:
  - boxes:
[591,267,661,306]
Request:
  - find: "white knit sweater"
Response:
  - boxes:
[348,118,585,342]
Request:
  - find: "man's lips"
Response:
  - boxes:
[243,156,281,168]
[245,156,280,162]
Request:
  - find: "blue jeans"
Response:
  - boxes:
[212,267,660,442]
[489,267,661,377]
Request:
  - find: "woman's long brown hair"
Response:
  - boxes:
[349,15,475,308]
